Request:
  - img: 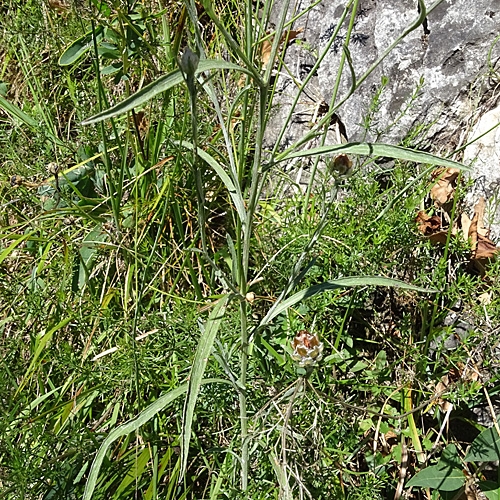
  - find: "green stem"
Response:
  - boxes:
[238,299,249,490]
[237,85,269,490]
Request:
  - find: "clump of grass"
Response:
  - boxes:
[1,1,499,499]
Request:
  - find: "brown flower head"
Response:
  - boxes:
[291,330,324,367]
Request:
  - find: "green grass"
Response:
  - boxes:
[0,0,499,499]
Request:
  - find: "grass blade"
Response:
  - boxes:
[14,317,73,398]
[83,384,188,500]
[83,378,229,500]
[0,231,36,266]
[174,140,247,225]
[180,294,231,480]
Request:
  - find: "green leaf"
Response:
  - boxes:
[82,378,229,500]
[439,444,461,469]
[83,384,188,500]
[174,140,247,226]
[0,95,38,128]
[465,419,500,462]
[0,231,37,266]
[100,62,122,75]
[180,295,231,480]
[479,480,500,500]
[278,142,470,172]
[260,336,285,366]
[97,42,121,59]
[15,317,73,398]
[114,447,150,497]
[73,224,109,290]
[81,59,253,125]
[0,95,67,148]
[59,26,105,66]
[261,276,437,326]
[406,465,466,491]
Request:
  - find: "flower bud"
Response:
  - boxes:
[245,292,255,304]
[179,47,200,76]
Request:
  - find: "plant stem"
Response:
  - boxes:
[238,298,249,490]
[238,83,269,490]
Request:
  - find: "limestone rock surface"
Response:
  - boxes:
[265,0,500,148]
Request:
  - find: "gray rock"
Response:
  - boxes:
[463,104,500,241]
[430,304,473,353]
[265,0,500,152]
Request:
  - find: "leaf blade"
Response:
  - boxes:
[81,59,252,125]
[180,294,231,479]
[465,419,500,462]
[83,378,230,500]
[261,276,437,326]
[174,140,247,225]
[279,142,470,171]
[406,465,465,491]
[58,26,105,66]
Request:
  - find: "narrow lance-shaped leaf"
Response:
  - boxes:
[15,317,73,398]
[59,26,105,66]
[81,59,253,125]
[0,231,37,266]
[260,276,437,327]
[83,378,230,500]
[0,96,67,148]
[174,140,247,226]
[274,142,470,172]
[180,295,231,480]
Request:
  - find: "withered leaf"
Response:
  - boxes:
[461,212,472,243]
[478,291,492,305]
[259,27,304,69]
[279,28,304,45]
[429,231,451,245]
[260,36,273,69]
[416,211,442,235]
[430,168,460,206]
[475,234,498,259]
[469,197,498,259]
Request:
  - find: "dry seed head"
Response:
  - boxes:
[291,330,324,367]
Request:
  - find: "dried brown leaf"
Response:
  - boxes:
[416,211,456,244]
[48,0,70,11]
[429,231,450,245]
[475,197,489,237]
[416,211,442,235]
[470,209,479,256]
[279,28,304,45]
[436,375,450,395]
[260,37,273,68]
[430,168,460,206]
[461,212,472,243]
[470,198,492,259]
[385,430,398,440]
[259,27,304,69]
[475,234,498,259]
